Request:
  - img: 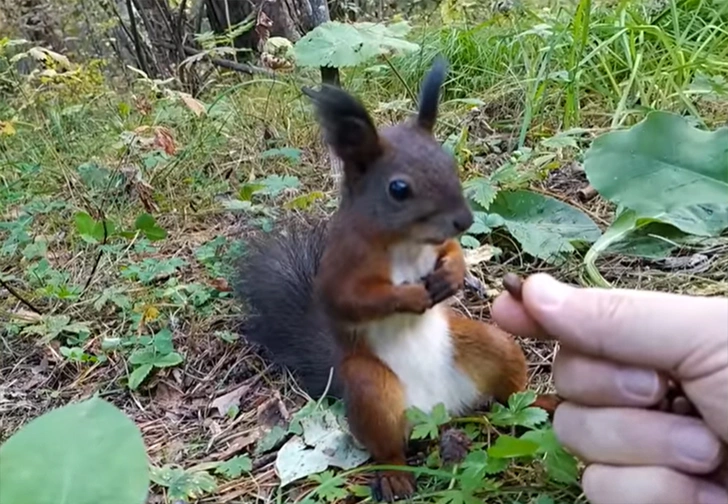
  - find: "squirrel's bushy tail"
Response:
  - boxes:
[232,221,343,399]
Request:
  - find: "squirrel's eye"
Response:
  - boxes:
[388,179,411,201]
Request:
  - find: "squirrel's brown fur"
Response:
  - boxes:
[234,58,553,502]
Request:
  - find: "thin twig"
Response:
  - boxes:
[157,40,274,76]
[0,278,43,315]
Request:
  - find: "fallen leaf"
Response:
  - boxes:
[257,395,290,428]
[0,120,16,136]
[210,384,249,416]
[275,408,369,486]
[176,91,206,117]
[210,277,231,292]
[153,127,176,156]
[215,431,261,461]
[463,244,497,266]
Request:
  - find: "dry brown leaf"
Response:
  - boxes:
[176,91,206,117]
[210,384,250,416]
[153,127,176,156]
[463,244,497,267]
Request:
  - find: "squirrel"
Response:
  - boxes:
[234,58,556,502]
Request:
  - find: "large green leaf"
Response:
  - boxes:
[0,396,149,504]
[292,21,419,69]
[584,111,728,220]
[488,190,602,263]
[582,112,728,286]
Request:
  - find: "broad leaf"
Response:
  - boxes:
[585,111,728,220]
[134,213,167,241]
[488,190,601,262]
[293,21,419,69]
[215,455,252,479]
[0,396,149,504]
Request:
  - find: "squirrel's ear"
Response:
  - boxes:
[416,56,448,133]
[302,85,383,168]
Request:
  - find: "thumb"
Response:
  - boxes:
[519,274,728,382]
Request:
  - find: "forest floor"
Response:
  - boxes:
[3,5,728,503]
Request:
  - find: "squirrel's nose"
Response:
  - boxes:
[452,209,474,233]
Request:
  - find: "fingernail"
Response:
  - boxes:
[617,368,659,399]
[673,424,722,466]
[527,274,571,310]
[698,484,728,504]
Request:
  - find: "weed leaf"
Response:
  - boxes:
[488,190,601,263]
[215,455,252,479]
[128,363,154,390]
[0,396,149,504]
[150,464,217,501]
[293,21,419,68]
[134,213,167,241]
[487,434,540,458]
[585,111,728,220]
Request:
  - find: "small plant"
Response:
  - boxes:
[127,327,185,390]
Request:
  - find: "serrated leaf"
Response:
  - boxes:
[487,435,540,458]
[520,428,579,483]
[152,352,184,367]
[260,147,302,164]
[0,396,149,504]
[293,21,419,69]
[460,234,480,249]
[128,348,156,365]
[152,328,174,355]
[150,464,217,501]
[128,363,153,390]
[215,455,252,479]
[489,190,601,263]
[463,177,498,209]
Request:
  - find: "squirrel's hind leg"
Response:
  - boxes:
[340,353,414,503]
[448,310,529,403]
[448,309,562,416]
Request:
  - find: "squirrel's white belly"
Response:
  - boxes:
[364,242,481,416]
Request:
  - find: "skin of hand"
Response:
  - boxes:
[491,273,728,504]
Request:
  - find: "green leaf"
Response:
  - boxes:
[152,327,174,355]
[128,348,156,366]
[134,213,167,241]
[463,177,498,210]
[74,211,113,244]
[128,363,153,390]
[215,455,252,479]
[406,404,450,440]
[152,352,184,368]
[488,190,601,263]
[488,392,549,429]
[585,111,728,219]
[256,174,301,198]
[0,396,149,504]
[293,20,419,69]
[260,147,302,164]
[460,234,480,249]
[487,435,540,459]
[150,464,217,501]
[520,428,579,483]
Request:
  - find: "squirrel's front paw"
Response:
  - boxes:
[424,259,464,304]
[396,284,433,314]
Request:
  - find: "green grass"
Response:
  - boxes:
[1,0,727,502]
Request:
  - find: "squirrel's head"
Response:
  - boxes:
[302,57,473,246]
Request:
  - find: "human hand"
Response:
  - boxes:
[492,273,728,504]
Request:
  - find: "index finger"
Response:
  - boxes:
[498,274,728,380]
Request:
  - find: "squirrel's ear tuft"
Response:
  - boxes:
[302,85,383,167]
[416,56,448,133]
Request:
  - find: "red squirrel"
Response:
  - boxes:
[235,58,555,502]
